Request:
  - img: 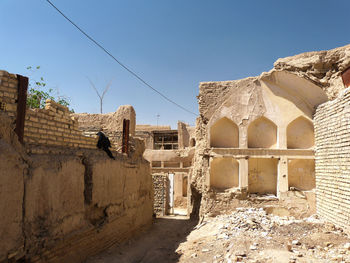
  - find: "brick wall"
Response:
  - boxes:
[24,99,96,151]
[0,70,99,152]
[0,70,18,120]
[152,173,169,216]
[314,87,350,233]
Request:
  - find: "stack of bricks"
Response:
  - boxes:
[24,99,97,150]
[314,87,350,233]
[152,173,169,216]
[0,70,18,120]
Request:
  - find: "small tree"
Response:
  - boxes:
[26,66,73,111]
[87,78,112,114]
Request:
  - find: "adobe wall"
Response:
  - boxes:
[0,114,26,261]
[152,173,169,216]
[72,105,136,150]
[0,114,153,262]
[0,70,153,262]
[314,87,350,233]
[178,121,196,149]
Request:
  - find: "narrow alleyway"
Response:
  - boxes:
[85,215,196,263]
[86,205,350,263]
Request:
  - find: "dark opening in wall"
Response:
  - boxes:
[153,131,178,150]
[190,138,196,147]
[342,67,350,88]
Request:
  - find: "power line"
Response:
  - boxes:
[45,0,197,116]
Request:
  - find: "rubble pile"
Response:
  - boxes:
[178,207,350,263]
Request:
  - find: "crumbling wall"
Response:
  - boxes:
[0,133,153,262]
[315,87,350,233]
[274,44,350,100]
[0,70,18,120]
[0,114,26,261]
[152,173,169,216]
[190,44,346,217]
[72,105,136,149]
[0,69,153,262]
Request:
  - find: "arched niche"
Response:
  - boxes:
[210,117,239,148]
[210,157,239,190]
[248,158,278,195]
[248,117,277,148]
[287,116,314,149]
[288,159,315,191]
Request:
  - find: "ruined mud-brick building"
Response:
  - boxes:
[140,122,195,215]
[74,110,196,216]
[0,72,153,262]
[190,44,350,228]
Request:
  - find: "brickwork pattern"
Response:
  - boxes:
[314,87,350,233]
[152,173,169,216]
[0,70,18,120]
[0,70,98,151]
[24,100,96,149]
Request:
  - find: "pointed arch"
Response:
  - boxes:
[210,117,239,148]
[248,116,277,148]
[287,116,314,149]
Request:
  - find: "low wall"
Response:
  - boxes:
[314,87,350,233]
[0,114,153,262]
[72,105,136,150]
[24,100,96,151]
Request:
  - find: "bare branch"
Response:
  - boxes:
[87,77,102,100]
[87,77,112,114]
[101,80,112,99]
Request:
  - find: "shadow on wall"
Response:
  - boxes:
[287,116,314,149]
[86,217,197,263]
[190,185,202,221]
[248,116,277,149]
[210,117,239,148]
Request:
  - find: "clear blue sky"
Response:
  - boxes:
[1,0,349,128]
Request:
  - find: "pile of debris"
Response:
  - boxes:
[177,207,350,263]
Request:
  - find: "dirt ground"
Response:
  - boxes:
[86,204,350,263]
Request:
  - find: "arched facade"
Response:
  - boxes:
[210,117,239,148]
[210,157,239,190]
[287,116,314,149]
[248,117,277,148]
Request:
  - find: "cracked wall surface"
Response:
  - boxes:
[0,128,153,262]
[0,80,153,262]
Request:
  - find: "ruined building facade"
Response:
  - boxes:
[141,123,195,215]
[74,110,196,216]
[190,45,350,228]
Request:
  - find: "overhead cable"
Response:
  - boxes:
[45,0,197,116]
